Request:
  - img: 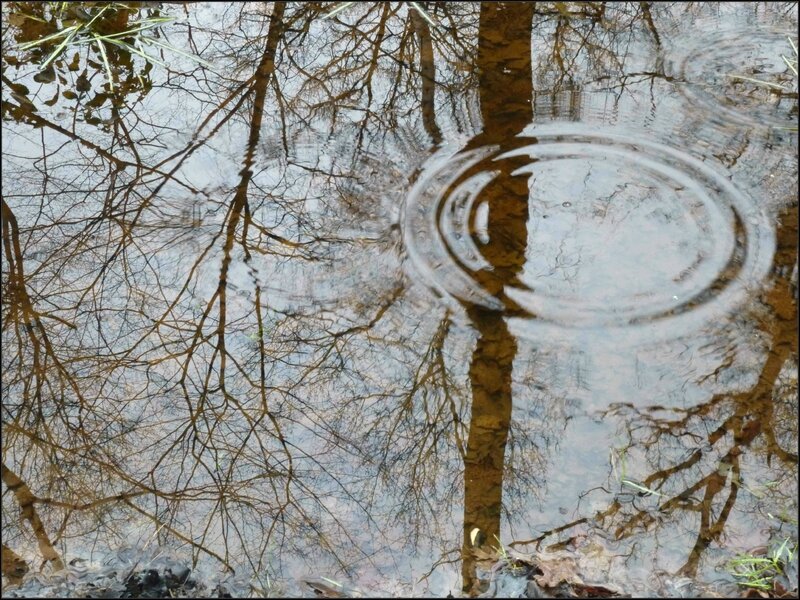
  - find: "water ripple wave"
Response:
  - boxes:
[402,124,775,341]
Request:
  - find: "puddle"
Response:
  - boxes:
[666,24,799,130]
[1,2,797,598]
[404,125,776,341]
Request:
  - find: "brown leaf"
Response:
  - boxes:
[68,51,81,72]
[7,13,28,27]
[43,88,59,106]
[472,547,499,562]
[772,581,797,599]
[741,588,769,598]
[76,73,91,93]
[34,66,56,84]
[533,553,584,588]
[8,82,30,95]
[571,582,626,598]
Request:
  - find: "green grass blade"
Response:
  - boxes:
[781,54,798,76]
[621,479,665,497]
[321,2,355,20]
[40,26,81,69]
[101,37,168,67]
[410,2,437,27]
[773,538,791,561]
[128,17,176,25]
[18,25,79,50]
[730,557,774,565]
[92,35,114,91]
[98,21,171,39]
[740,580,772,590]
[140,36,214,69]
[83,5,111,29]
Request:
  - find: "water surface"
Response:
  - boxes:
[1,2,798,597]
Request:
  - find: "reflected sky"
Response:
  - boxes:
[1,2,797,597]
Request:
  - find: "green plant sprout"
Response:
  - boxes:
[610,446,668,498]
[726,538,797,591]
[493,534,509,561]
[620,479,666,497]
[492,535,527,577]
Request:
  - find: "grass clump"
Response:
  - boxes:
[726,538,797,593]
[9,2,211,92]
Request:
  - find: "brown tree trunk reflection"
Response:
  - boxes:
[461,2,535,594]
[411,8,442,146]
[1,462,65,572]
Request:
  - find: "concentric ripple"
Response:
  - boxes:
[402,125,775,338]
[665,26,798,130]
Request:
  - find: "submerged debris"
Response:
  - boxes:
[1,548,245,599]
[471,547,628,599]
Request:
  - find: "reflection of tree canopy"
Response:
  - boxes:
[511,202,797,592]
[1,1,797,596]
[0,1,491,585]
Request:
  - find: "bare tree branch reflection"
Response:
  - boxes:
[1,2,796,597]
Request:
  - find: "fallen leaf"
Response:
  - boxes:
[471,547,498,562]
[572,582,627,598]
[741,588,769,598]
[533,552,584,588]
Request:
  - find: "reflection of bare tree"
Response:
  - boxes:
[1,1,491,587]
[457,3,535,594]
[1,463,64,572]
[453,6,674,592]
[1,2,796,597]
[511,202,797,588]
[411,8,442,145]
[1,543,28,584]
[1,1,350,582]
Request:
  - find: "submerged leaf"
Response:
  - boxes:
[533,553,584,588]
[76,72,91,92]
[86,92,109,108]
[7,82,31,95]
[43,88,60,106]
[67,51,81,72]
[33,65,56,83]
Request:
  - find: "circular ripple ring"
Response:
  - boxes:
[402,126,775,339]
[666,26,798,130]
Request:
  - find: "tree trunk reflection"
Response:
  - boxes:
[461,2,535,593]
